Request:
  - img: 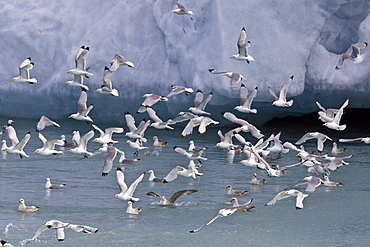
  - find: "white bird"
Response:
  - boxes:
[113,168,145,202]
[335,42,368,70]
[95,66,119,96]
[295,132,332,153]
[208,69,246,88]
[268,75,294,107]
[315,101,340,123]
[323,99,349,131]
[229,198,255,211]
[331,142,346,155]
[2,130,31,159]
[171,2,193,20]
[189,201,254,233]
[10,57,37,84]
[188,140,207,152]
[251,173,266,185]
[124,112,151,142]
[339,137,370,144]
[215,129,236,149]
[169,111,198,125]
[152,136,168,147]
[226,185,248,196]
[66,224,98,234]
[126,201,141,214]
[36,115,60,131]
[175,160,203,179]
[137,94,168,113]
[146,189,198,205]
[67,46,93,78]
[166,85,194,97]
[230,27,254,63]
[18,198,39,213]
[101,144,118,176]
[65,74,89,90]
[28,220,70,243]
[265,189,308,209]
[323,154,354,171]
[267,132,289,154]
[296,176,323,192]
[110,53,134,71]
[147,169,171,183]
[234,84,258,114]
[68,89,94,122]
[147,107,174,130]
[173,146,207,161]
[68,130,95,157]
[33,132,64,155]
[222,112,264,139]
[45,178,66,189]
[188,90,213,115]
[322,175,344,187]
[126,139,149,156]
[118,150,141,163]
[92,124,125,144]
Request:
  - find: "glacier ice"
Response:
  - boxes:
[0,0,369,125]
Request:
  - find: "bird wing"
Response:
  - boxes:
[279,76,293,101]
[7,126,19,147]
[126,172,145,196]
[243,86,258,108]
[295,133,315,145]
[29,222,48,242]
[72,131,80,146]
[305,177,322,192]
[174,146,188,156]
[102,66,112,90]
[239,84,248,105]
[268,87,279,101]
[208,68,228,74]
[146,107,163,123]
[229,73,242,88]
[110,54,129,71]
[79,130,94,150]
[237,27,247,49]
[339,137,363,142]
[146,191,163,198]
[75,46,88,71]
[168,189,198,203]
[295,191,308,209]
[164,166,184,181]
[175,2,187,11]
[124,112,137,132]
[77,90,88,113]
[105,127,125,138]
[193,90,204,108]
[222,112,248,126]
[116,168,128,193]
[197,93,213,110]
[265,191,291,206]
[19,58,32,79]
[38,132,48,148]
[102,146,117,176]
[14,132,31,151]
[190,213,221,233]
[351,42,367,57]
[92,124,105,138]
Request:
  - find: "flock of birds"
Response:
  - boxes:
[1,2,369,245]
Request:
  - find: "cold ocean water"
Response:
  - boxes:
[0,116,369,247]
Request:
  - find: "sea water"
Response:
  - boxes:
[0,116,369,247]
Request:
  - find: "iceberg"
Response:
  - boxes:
[0,0,369,125]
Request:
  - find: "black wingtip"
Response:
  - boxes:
[208,68,214,73]
[290,75,294,79]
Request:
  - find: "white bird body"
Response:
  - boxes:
[18,198,39,213]
[65,74,89,90]
[45,178,66,189]
[234,84,258,113]
[68,89,93,122]
[110,53,134,71]
[126,201,141,214]
[231,27,254,63]
[114,168,145,201]
[172,2,193,20]
[188,90,213,115]
[268,75,294,107]
[34,132,64,155]
[95,66,119,96]
[67,46,93,77]
[92,124,125,144]
[68,130,94,156]
[11,57,37,84]
[265,189,308,209]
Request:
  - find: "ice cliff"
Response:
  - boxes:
[0,0,369,125]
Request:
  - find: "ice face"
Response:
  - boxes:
[0,0,369,124]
